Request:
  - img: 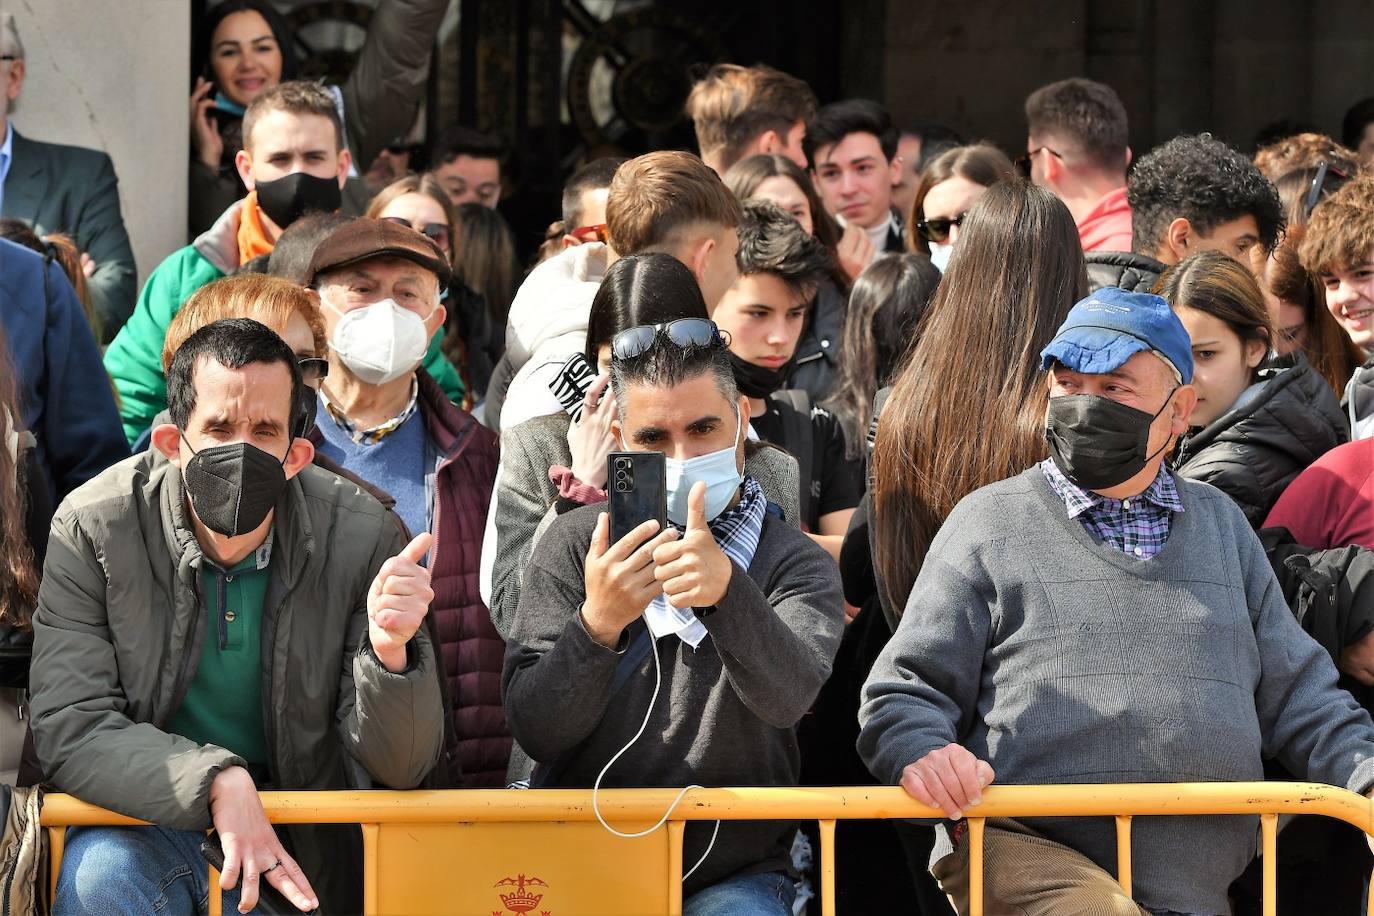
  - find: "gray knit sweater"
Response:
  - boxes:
[858,466,1374,915]
[503,502,844,896]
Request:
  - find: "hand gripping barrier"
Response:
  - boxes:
[38,783,1374,916]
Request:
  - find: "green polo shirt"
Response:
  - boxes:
[166,536,272,773]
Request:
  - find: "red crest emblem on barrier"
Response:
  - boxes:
[493,873,551,914]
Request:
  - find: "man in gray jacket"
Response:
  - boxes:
[859,288,1374,915]
[31,318,444,914]
[503,320,843,915]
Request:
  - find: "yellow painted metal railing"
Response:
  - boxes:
[38,783,1374,916]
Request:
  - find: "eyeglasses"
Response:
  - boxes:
[611,319,726,361]
[298,357,329,384]
[916,213,966,244]
[1014,146,1064,179]
[1304,158,1351,218]
[569,223,608,244]
[380,216,451,251]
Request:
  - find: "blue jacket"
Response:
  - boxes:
[0,238,128,502]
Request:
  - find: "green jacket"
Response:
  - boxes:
[104,198,464,445]
[30,452,444,908]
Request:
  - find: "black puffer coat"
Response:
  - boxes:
[1174,353,1348,526]
[1085,250,1165,293]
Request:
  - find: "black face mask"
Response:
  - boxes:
[1044,392,1175,491]
[253,171,342,230]
[727,351,792,398]
[181,437,288,537]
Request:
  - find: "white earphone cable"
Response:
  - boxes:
[591,629,721,881]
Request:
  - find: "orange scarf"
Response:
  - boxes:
[236,191,276,265]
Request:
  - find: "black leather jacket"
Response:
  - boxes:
[1174,353,1348,526]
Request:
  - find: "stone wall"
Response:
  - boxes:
[874,0,1374,156]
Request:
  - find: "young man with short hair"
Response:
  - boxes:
[558,156,623,249]
[1086,133,1285,293]
[105,82,459,445]
[685,63,816,175]
[805,99,905,259]
[1300,171,1374,439]
[430,125,506,208]
[492,150,743,431]
[1023,77,1133,252]
[503,324,843,916]
[711,200,861,560]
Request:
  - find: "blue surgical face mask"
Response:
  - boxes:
[664,403,744,526]
[929,241,953,273]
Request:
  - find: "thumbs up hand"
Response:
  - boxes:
[367,532,435,673]
[652,482,733,610]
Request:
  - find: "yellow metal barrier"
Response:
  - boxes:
[38,783,1374,916]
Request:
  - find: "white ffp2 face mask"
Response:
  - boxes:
[323,295,431,385]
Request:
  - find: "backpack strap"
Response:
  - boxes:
[769,390,816,529]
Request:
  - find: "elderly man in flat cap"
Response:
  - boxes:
[859,288,1374,916]
[304,218,509,790]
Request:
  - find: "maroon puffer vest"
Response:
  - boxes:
[417,373,510,787]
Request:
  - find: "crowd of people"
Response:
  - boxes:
[5,3,1374,914]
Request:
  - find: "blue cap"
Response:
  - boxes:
[1039,287,1193,384]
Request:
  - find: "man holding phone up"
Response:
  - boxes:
[503,320,843,916]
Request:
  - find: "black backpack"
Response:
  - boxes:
[768,390,815,530]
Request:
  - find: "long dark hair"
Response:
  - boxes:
[455,202,519,330]
[825,253,941,460]
[0,329,38,629]
[724,153,851,292]
[193,0,299,91]
[872,180,1087,614]
[585,254,710,361]
[907,143,1015,255]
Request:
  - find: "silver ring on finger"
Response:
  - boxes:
[264,861,282,874]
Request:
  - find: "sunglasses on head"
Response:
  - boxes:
[1304,158,1351,218]
[298,357,329,384]
[569,223,608,244]
[611,319,727,362]
[380,216,451,251]
[916,213,965,244]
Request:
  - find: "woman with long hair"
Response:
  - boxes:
[907,144,1015,271]
[873,179,1087,618]
[0,327,49,785]
[454,202,518,398]
[825,253,942,461]
[1161,251,1346,526]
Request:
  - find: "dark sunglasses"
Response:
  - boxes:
[916,213,965,244]
[611,319,726,362]
[1304,158,1351,218]
[1014,145,1064,179]
[380,216,451,250]
[569,223,608,244]
[298,357,329,384]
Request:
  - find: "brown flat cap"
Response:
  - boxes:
[306,217,452,287]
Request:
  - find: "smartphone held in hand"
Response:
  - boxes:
[607,451,667,544]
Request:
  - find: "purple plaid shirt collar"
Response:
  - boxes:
[1040,458,1184,559]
